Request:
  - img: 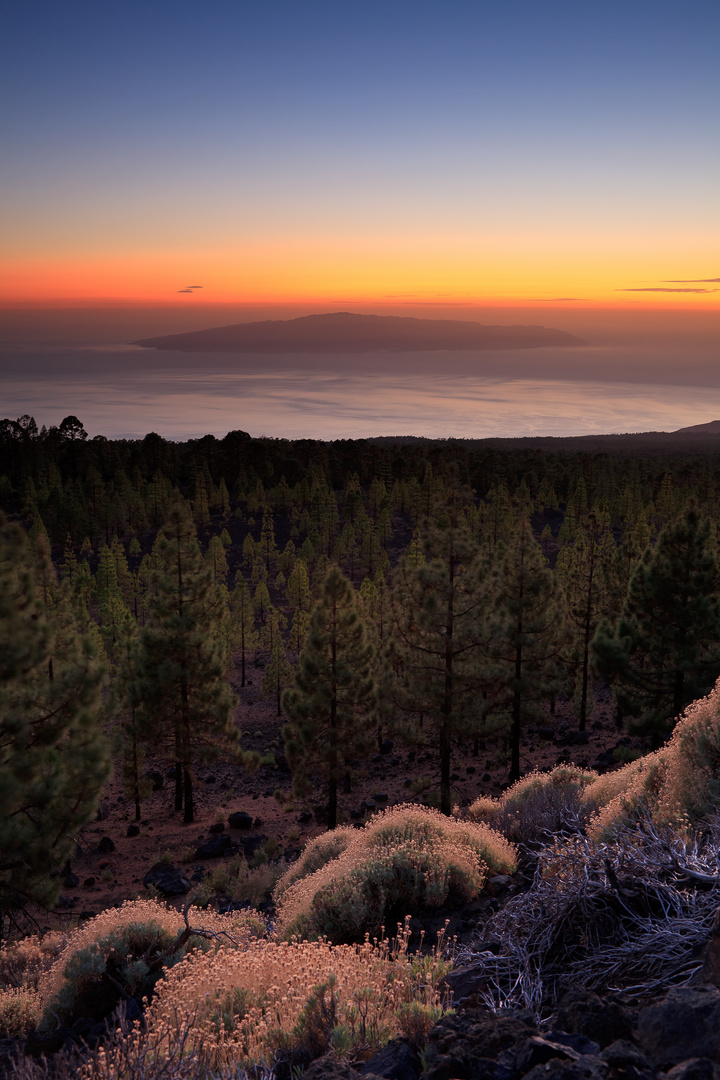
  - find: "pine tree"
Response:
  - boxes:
[592,504,720,743]
[262,632,294,717]
[282,567,376,829]
[391,499,494,814]
[0,516,110,929]
[232,572,257,687]
[489,516,570,782]
[555,515,614,729]
[135,499,245,823]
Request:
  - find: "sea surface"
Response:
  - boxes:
[1,338,719,441]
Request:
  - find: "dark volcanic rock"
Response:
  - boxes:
[424,1007,536,1080]
[143,862,191,896]
[637,985,720,1067]
[195,834,233,859]
[555,988,632,1049]
[126,823,140,837]
[228,811,253,830]
[97,836,115,854]
[360,1039,420,1080]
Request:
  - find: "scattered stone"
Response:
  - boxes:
[302,1053,365,1080]
[482,773,491,782]
[379,739,394,755]
[423,1008,536,1080]
[546,1031,600,1057]
[126,823,140,837]
[466,766,476,774]
[299,811,313,824]
[374,793,388,803]
[361,799,376,814]
[637,985,720,1068]
[143,862,192,896]
[83,877,96,888]
[209,821,225,834]
[284,845,301,861]
[97,836,115,854]
[195,834,233,859]
[205,774,216,783]
[228,811,253,830]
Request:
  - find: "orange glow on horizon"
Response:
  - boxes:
[1,239,718,312]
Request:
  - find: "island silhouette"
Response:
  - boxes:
[135,311,587,353]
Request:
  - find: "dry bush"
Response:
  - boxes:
[274,804,516,943]
[462,812,720,1007]
[0,986,41,1036]
[273,827,356,903]
[583,679,720,839]
[145,919,452,1070]
[13,1001,273,1079]
[467,766,598,844]
[0,931,64,991]
[33,900,263,1036]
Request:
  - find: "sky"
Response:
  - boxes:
[1,0,718,313]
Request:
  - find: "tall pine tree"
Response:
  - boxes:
[135,498,248,823]
[282,566,375,829]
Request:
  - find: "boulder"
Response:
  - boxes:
[303,1055,368,1080]
[126,823,140,837]
[360,1039,420,1080]
[228,810,253,830]
[665,1060,716,1080]
[195,834,233,859]
[637,986,720,1067]
[143,862,191,896]
[424,1007,536,1080]
[97,836,115,854]
[555,987,632,1049]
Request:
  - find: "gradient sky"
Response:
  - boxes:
[1,0,718,309]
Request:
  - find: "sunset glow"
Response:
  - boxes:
[2,2,718,314]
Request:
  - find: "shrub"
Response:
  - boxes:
[193,856,282,909]
[274,804,516,942]
[0,931,64,990]
[36,899,261,1031]
[146,919,452,1070]
[0,987,41,1037]
[467,766,598,844]
[274,827,356,903]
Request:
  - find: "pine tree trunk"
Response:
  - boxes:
[440,551,455,816]
[183,765,194,824]
[328,600,339,830]
[579,534,596,731]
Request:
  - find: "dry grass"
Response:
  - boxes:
[0,930,64,991]
[274,804,516,942]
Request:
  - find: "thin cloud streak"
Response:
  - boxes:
[619,287,718,294]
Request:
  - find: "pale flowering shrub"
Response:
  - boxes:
[0,986,41,1037]
[0,930,64,990]
[36,899,262,1033]
[145,919,452,1070]
[275,804,516,942]
[467,766,598,844]
[586,679,720,838]
[273,827,356,902]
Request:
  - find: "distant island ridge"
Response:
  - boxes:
[135,311,587,353]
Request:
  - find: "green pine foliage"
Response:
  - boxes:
[0,515,110,932]
[488,516,570,783]
[135,498,250,823]
[283,566,376,829]
[390,496,495,814]
[592,504,720,743]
